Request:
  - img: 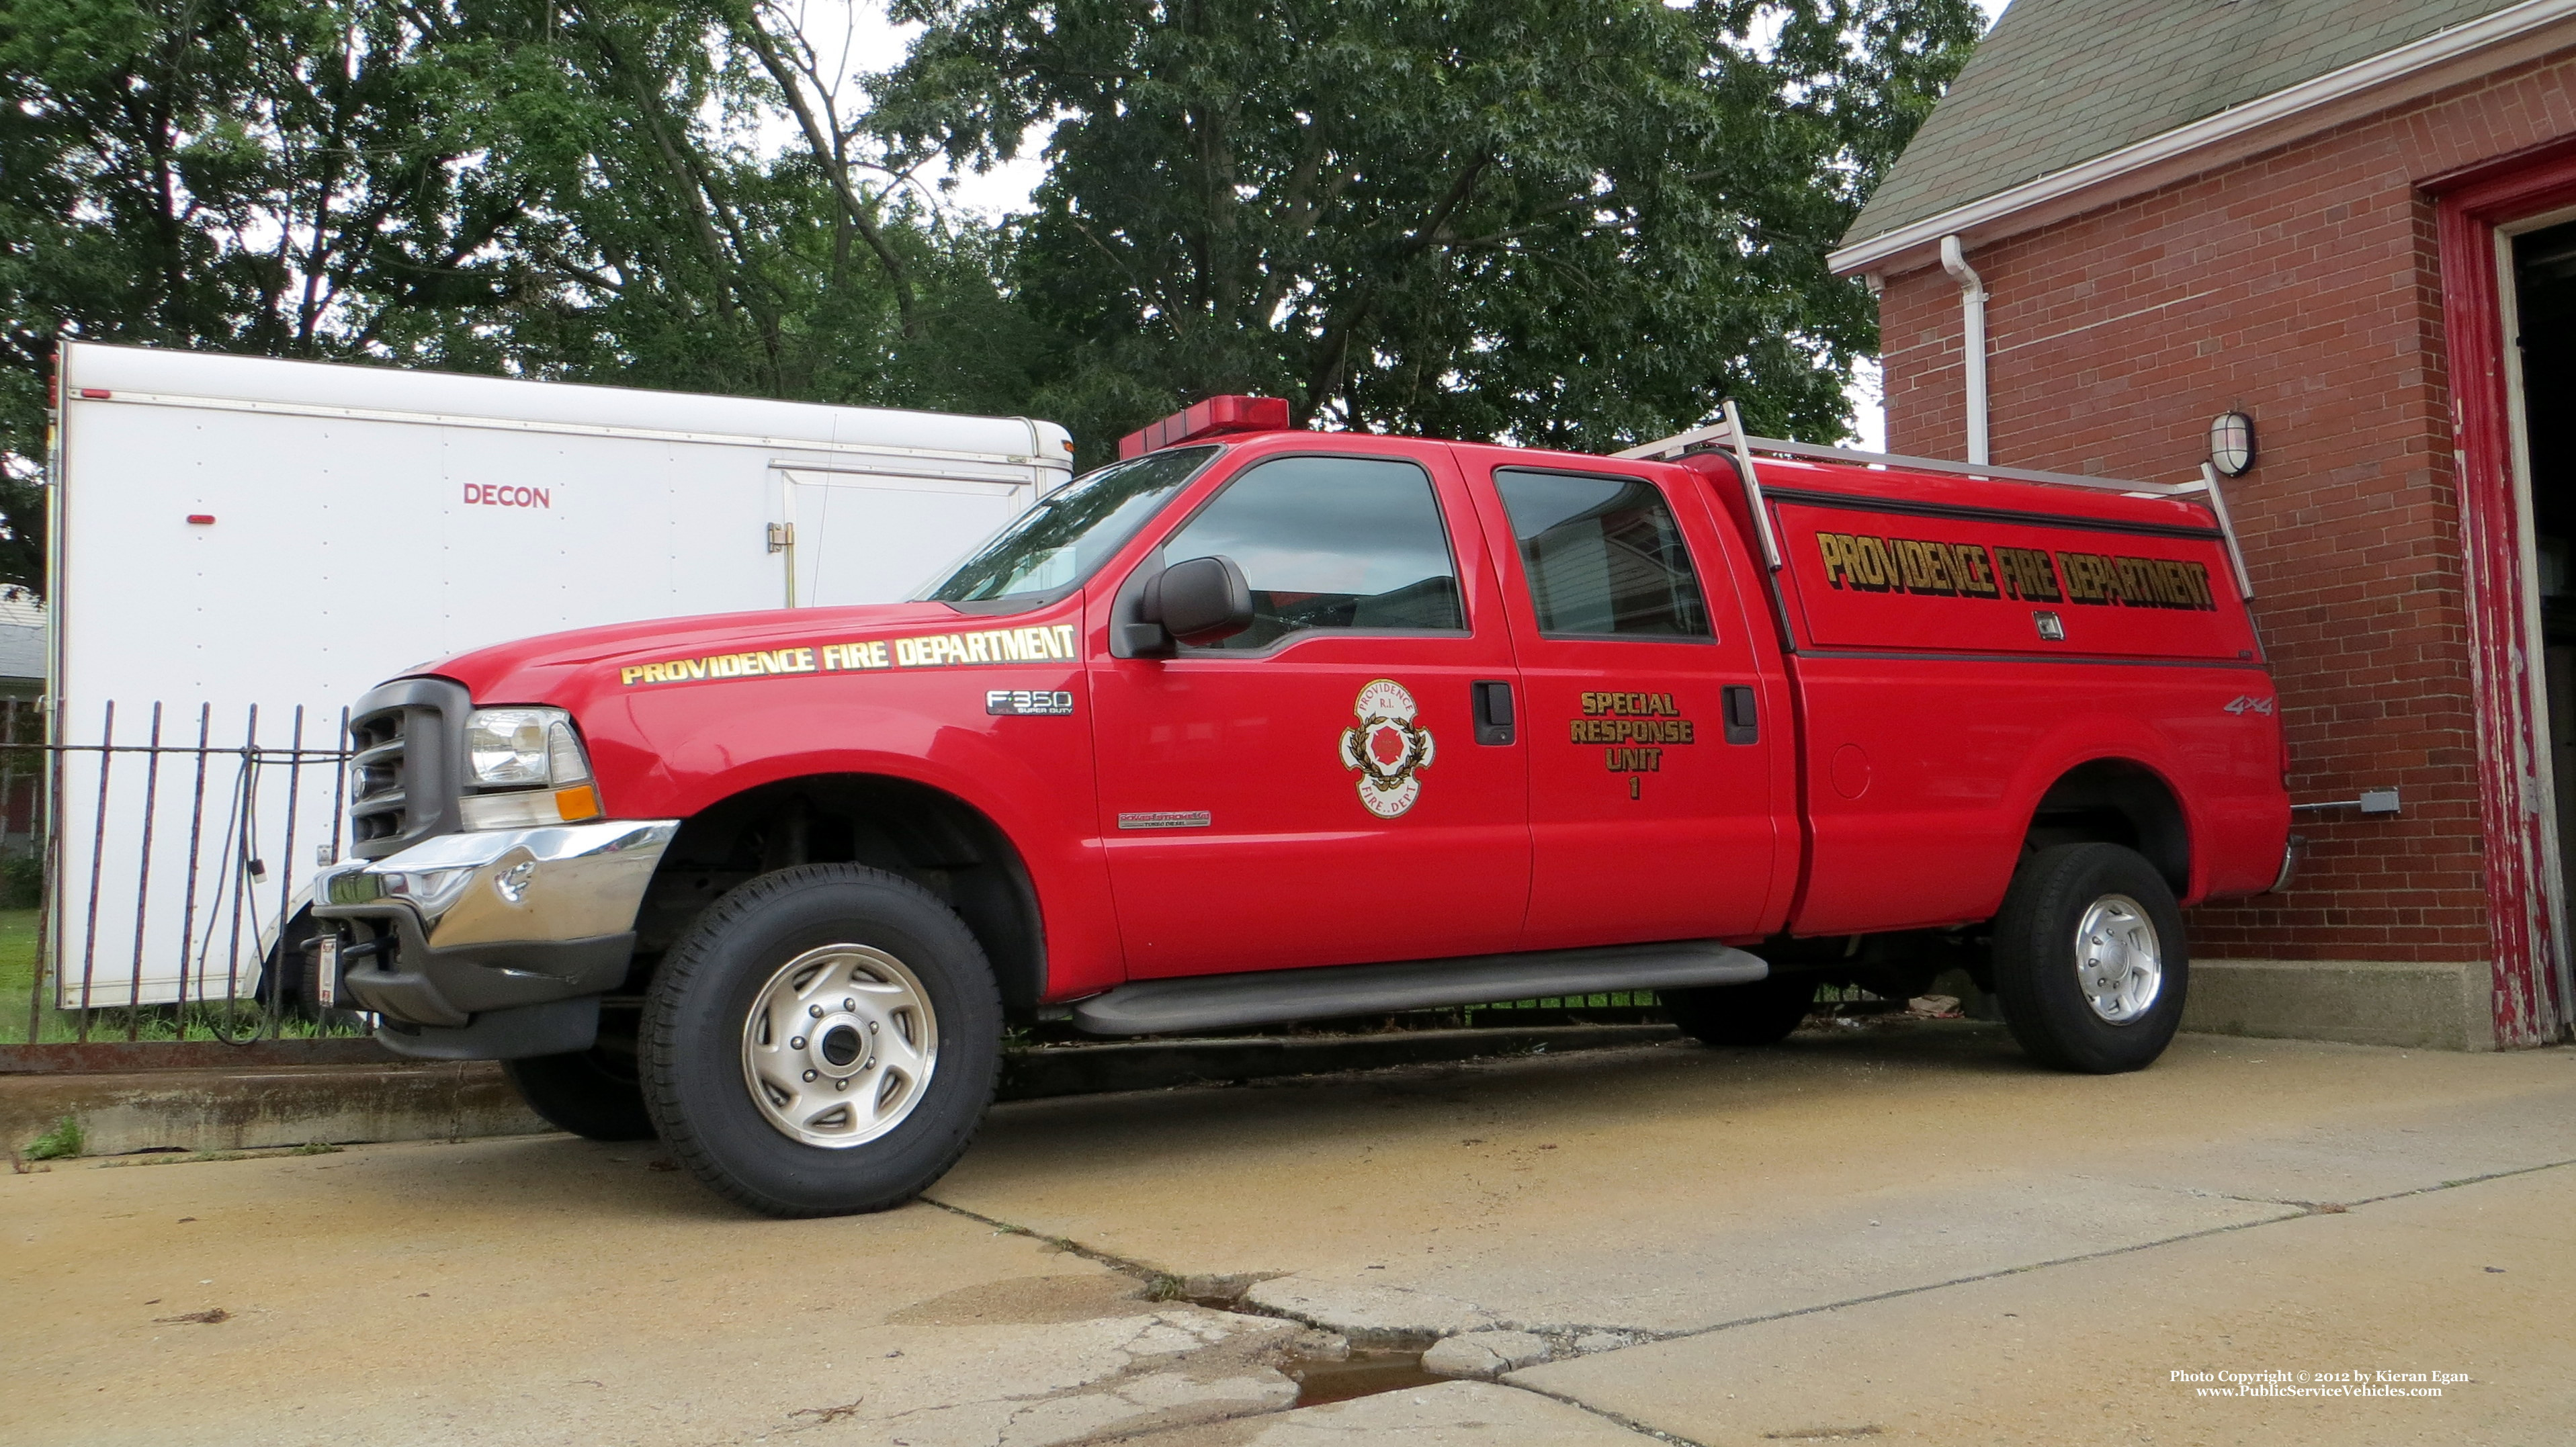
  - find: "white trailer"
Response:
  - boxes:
[44,342,1072,1006]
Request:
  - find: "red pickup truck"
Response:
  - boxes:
[312,399,2292,1216]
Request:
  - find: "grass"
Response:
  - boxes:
[22,1114,82,1161]
[0,907,367,1045]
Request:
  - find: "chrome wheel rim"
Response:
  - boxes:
[740,944,939,1148]
[2073,894,2163,1024]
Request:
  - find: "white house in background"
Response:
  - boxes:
[0,595,40,700]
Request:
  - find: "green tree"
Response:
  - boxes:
[882,0,1979,462]
[0,0,1023,598]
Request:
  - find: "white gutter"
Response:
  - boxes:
[1830,0,2576,277]
[1939,236,1989,466]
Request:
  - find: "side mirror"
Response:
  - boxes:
[1138,555,1254,649]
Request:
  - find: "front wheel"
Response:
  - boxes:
[640,865,1002,1217]
[1990,842,2188,1073]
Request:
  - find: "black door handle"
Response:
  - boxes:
[1473,680,1516,745]
[1723,685,1758,744]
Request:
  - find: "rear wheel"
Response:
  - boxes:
[641,864,1002,1217]
[501,1011,654,1142]
[1990,842,2188,1073]
[1663,973,1817,1047]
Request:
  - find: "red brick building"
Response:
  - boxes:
[1833,0,2576,1049]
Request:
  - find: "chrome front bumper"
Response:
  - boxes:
[311,820,678,1033]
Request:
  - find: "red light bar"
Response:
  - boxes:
[1117,395,1291,459]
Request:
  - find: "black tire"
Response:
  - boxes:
[640,864,1002,1218]
[501,1008,655,1142]
[1663,973,1817,1047]
[1990,842,2188,1073]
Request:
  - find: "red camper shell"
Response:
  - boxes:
[1672,444,2284,938]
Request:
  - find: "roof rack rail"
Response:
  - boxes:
[1613,411,2253,601]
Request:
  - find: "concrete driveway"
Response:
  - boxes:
[6,1020,2572,1446]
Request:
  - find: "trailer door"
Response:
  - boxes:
[775,466,1037,607]
[1482,463,1787,948]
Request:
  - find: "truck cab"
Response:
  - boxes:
[312,399,2290,1216]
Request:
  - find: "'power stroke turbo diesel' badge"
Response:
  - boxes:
[1338,679,1436,819]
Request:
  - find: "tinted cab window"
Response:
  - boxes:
[1158,455,1464,650]
[1493,468,1710,639]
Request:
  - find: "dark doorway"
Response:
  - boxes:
[2516,218,2576,911]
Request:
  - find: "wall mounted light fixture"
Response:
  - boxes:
[2209,411,2256,476]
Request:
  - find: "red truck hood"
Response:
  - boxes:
[415,601,996,703]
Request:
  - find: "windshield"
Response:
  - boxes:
[923,445,1222,603]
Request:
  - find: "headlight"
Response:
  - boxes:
[460,707,601,830]
[465,708,591,788]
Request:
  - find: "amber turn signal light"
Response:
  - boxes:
[553,783,602,822]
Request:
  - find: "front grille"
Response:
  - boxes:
[347,709,411,848]
[345,677,469,859]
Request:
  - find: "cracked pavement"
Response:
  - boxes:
[5,1022,2572,1445]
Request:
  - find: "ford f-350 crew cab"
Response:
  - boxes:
[311,398,2292,1216]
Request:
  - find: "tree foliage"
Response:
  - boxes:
[882,0,1981,461]
[1,0,1981,594]
[0,0,1025,596]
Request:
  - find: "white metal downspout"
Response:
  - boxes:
[1940,235,1989,466]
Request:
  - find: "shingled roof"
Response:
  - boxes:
[1841,0,2526,252]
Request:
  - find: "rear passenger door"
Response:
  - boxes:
[1477,460,1789,947]
[1089,447,1531,977]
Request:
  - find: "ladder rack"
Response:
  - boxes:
[1615,406,2255,601]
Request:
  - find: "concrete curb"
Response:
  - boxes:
[3,1063,550,1157]
[5,1024,1680,1159]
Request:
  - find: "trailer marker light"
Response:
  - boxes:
[553,783,602,822]
[79,388,111,400]
[186,515,215,525]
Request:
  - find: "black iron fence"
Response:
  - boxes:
[2,699,365,1047]
[0,697,1705,1063]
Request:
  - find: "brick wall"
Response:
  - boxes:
[1875,50,2576,963]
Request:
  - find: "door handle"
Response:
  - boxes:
[1723,685,1758,744]
[1473,680,1516,746]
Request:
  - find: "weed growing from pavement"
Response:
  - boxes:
[23,1114,82,1160]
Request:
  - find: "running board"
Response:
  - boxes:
[1069,940,1768,1037]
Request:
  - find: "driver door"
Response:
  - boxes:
[1087,445,1531,977]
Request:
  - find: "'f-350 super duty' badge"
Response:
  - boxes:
[1339,678,1436,818]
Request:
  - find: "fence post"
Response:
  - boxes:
[73,700,114,1041]
[121,703,167,1041]
[174,703,212,1033]
[26,697,60,1044]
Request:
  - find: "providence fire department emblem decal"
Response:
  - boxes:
[1338,678,1436,818]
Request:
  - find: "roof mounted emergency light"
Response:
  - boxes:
[1117,395,1291,459]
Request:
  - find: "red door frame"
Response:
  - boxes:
[2432,139,2576,1048]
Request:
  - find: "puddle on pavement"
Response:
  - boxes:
[1283,1347,1445,1407]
